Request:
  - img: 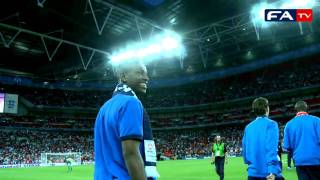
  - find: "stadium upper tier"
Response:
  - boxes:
[1,58,320,109]
[1,94,319,129]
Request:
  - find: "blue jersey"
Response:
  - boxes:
[283,112,320,166]
[242,116,282,177]
[94,94,144,180]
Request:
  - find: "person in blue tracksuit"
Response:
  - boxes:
[287,150,293,169]
[283,101,320,180]
[242,97,284,180]
[94,61,159,180]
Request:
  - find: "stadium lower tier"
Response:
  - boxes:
[1,126,259,165]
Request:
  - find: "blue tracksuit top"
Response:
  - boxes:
[283,112,320,166]
[242,116,282,177]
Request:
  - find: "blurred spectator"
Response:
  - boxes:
[0,131,93,165]
[1,58,319,108]
[154,127,243,160]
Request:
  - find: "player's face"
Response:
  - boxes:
[216,136,221,142]
[125,64,149,94]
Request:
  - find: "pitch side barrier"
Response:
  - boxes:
[0,162,94,169]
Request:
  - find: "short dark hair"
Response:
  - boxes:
[252,97,269,116]
[295,101,308,112]
[112,60,143,81]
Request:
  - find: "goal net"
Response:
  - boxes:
[40,152,81,166]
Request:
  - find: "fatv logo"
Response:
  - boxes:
[267,10,293,21]
[265,9,313,22]
[297,11,312,19]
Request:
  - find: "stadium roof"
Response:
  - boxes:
[0,0,319,84]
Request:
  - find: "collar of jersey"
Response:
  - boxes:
[296,111,308,116]
[113,83,137,99]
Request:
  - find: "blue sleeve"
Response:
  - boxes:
[119,97,143,141]
[315,117,320,145]
[242,129,248,164]
[283,124,291,151]
[266,121,280,174]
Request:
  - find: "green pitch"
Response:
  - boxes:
[0,157,297,180]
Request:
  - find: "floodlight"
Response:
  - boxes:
[109,31,185,65]
[250,2,276,28]
[281,0,316,8]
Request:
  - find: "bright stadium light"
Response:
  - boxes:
[109,31,186,65]
[250,2,276,28]
[281,0,316,8]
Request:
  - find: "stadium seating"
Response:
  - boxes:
[154,126,243,160]
[0,130,93,165]
[1,58,319,109]
[0,59,319,164]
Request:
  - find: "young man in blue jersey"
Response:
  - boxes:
[242,97,284,180]
[283,101,320,180]
[94,61,159,180]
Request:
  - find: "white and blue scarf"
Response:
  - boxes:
[113,83,157,167]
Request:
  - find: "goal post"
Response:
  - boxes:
[40,152,81,166]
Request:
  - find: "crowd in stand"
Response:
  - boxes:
[0,59,320,164]
[1,92,319,164]
[154,127,243,160]
[1,58,319,109]
[0,130,93,165]
[0,127,244,165]
[146,61,320,108]
[22,89,110,108]
[150,94,320,128]
[0,101,319,164]
[0,115,95,129]
[0,94,319,129]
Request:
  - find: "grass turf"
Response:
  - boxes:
[0,157,298,180]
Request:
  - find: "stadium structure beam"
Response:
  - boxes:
[149,27,155,38]
[77,47,96,71]
[198,45,208,68]
[135,16,143,41]
[84,0,168,36]
[44,29,64,38]
[40,36,63,62]
[194,32,208,68]
[83,0,187,69]
[179,56,184,69]
[298,22,304,35]
[36,0,168,37]
[183,12,253,44]
[37,0,47,8]
[0,30,21,48]
[183,12,255,64]
[0,23,110,70]
[41,29,65,61]
[184,2,320,50]
[183,12,250,36]
[182,4,319,61]
[252,21,261,41]
[87,0,113,35]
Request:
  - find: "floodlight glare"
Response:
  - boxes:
[110,31,185,65]
[281,0,316,8]
[250,2,276,28]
